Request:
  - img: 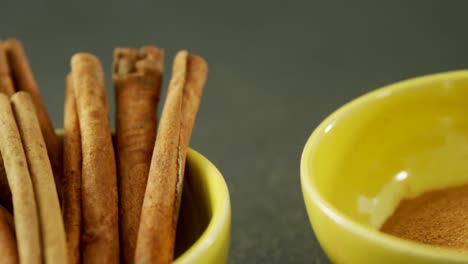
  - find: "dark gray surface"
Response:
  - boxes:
[2,1,468,263]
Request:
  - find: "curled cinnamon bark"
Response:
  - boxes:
[114,46,163,264]
[0,93,41,264]
[5,39,62,199]
[135,51,208,264]
[71,53,119,263]
[0,41,15,210]
[0,41,15,96]
[63,73,82,264]
[12,91,67,264]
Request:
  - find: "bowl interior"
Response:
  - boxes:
[174,149,230,263]
[174,151,213,257]
[306,71,468,231]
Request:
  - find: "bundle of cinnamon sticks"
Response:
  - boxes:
[0,39,208,264]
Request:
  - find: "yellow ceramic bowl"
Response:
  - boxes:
[301,71,468,264]
[58,131,230,263]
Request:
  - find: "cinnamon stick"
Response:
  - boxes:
[0,204,18,264]
[0,93,41,264]
[71,53,119,263]
[113,46,163,264]
[135,51,208,264]
[4,39,62,199]
[0,41,15,96]
[63,73,82,264]
[0,41,15,210]
[11,91,67,264]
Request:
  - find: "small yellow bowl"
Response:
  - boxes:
[301,71,468,263]
[58,131,230,263]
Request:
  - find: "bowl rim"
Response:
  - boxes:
[174,149,231,263]
[300,70,468,262]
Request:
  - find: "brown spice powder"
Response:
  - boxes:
[381,183,468,250]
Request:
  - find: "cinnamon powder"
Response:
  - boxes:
[381,184,468,250]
